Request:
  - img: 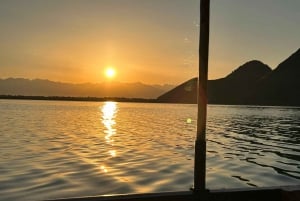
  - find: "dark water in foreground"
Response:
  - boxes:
[0,100,299,201]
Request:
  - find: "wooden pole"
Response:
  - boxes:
[194,0,210,192]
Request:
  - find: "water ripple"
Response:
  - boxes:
[0,100,299,200]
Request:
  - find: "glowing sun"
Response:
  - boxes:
[105,67,116,78]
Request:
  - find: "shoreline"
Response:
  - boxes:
[1,95,299,107]
[0,95,157,103]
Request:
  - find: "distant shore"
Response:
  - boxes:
[1,95,300,107]
[0,95,157,103]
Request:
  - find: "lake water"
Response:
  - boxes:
[0,100,299,201]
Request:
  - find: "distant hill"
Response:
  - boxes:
[156,78,198,104]
[157,48,300,106]
[0,78,174,99]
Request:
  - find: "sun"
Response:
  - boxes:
[105,67,116,78]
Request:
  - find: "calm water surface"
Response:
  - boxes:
[0,100,299,200]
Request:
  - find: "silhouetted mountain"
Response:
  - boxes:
[157,78,198,103]
[209,60,272,104]
[157,48,300,106]
[158,60,272,104]
[250,48,300,106]
[0,78,174,99]
[225,60,272,82]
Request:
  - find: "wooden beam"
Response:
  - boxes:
[194,0,210,192]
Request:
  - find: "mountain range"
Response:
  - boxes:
[157,48,300,106]
[0,79,174,99]
[1,48,299,105]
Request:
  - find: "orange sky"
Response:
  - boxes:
[0,0,299,85]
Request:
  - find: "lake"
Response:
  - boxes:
[0,100,299,201]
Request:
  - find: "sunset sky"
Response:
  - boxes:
[0,0,299,85]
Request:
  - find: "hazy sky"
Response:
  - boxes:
[0,0,299,85]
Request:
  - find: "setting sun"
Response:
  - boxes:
[105,67,116,79]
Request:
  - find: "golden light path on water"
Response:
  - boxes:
[101,102,118,173]
[0,100,299,201]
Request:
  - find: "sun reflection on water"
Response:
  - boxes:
[101,102,118,174]
[109,150,117,157]
[100,165,108,173]
[101,102,117,145]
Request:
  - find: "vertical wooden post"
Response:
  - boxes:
[194,0,210,192]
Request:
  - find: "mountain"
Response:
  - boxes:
[157,48,300,106]
[0,78,174,99]
[208,60,272,104]
[156,78,198,103]
[250,48,300,105]
[157,60,272,104]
